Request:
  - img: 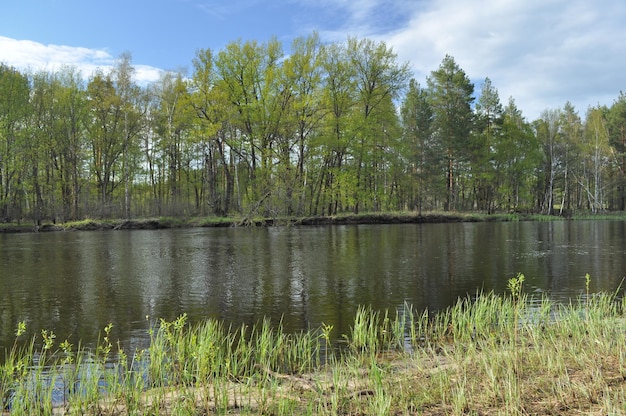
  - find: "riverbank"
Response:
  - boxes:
[3,289,626,415]
[3,210,620,233]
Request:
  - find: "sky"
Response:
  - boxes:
[1,0,626,121]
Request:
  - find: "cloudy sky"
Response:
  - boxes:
[1,0,625,121]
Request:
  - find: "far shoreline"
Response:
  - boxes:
[0,211,624,234]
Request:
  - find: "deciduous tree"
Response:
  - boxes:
[214,38,285,215]
[346,37,410,213]
[581,106,611,212]
[535,108,563,214]
[0,64,30,221]
[606,93,626,210]
[496,98,540,211]
[400,79,435,213]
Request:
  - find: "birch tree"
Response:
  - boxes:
[113,53,145,219]
[535,108,562,214]
[581,106,611,212]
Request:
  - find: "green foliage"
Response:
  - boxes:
[0,64,31,221]
[495,98,542,212]
[426,55,475,211]
[400,79,435,212]
[507,272,525,302]
[470,78,504,212]
[2,35,626,222]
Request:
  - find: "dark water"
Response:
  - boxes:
[1,221,625,353]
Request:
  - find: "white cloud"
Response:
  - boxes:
[134,65,166,85]
[319,0,626,120]
[0,36,163,85]
[400,0,626,119]
[308,0,414,42]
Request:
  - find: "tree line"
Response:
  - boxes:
[1,33,625,223]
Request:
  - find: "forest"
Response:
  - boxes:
[1,33,626,223]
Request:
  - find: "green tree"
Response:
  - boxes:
[472,77,503,212]
[86,55,145,217]
[313,42,357,215]
[535,108,563,214]
[606,92,626,210]
[190,47,237,216]
[27,70,60,223]
[580,106,612,212]
[113,53,145,219]
[0,64,30,222]
[29,67,89,222]
[86,70,126,215]
[55,68,89,220]
[151,70,195,215]
[400,79,435,213]
[558,102,582,213]
[427,55,475,211]
[276,33,325,215]
[345,37,410,213]
[213,38,285,214]
[496,98,540,211]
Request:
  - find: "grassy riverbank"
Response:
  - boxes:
[0,210,614,233]
[3,283,626,415]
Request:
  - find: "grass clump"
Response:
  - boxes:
[3,285,626,414]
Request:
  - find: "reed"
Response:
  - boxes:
[3,287,626,414]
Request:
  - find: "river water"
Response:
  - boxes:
[1,221,625,353]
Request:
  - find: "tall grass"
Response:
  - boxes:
[3,286,626,414]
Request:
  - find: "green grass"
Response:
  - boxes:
[62,218,116,229]
[3,288,626,414]
[525,213,565,221]
[572,212,626,220]
[193,216,236,227]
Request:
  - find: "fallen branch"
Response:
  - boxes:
[237,192,271,226]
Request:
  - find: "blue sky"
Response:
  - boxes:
[2,0,626,121]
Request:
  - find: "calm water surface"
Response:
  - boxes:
[1,221,625,353]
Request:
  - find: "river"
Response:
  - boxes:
[1,220,625,353]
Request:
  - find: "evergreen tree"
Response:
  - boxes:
[472,77,504,212]
[426,55,475,211]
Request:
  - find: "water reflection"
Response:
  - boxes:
[1,221,625,354]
